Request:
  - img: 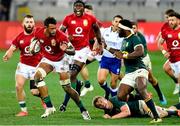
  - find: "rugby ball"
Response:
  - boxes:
[29,37,40,54]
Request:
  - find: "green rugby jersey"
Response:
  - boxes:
[121,34,146,73]
[137,32,147,57]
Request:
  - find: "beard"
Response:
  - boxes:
[24,26,33,34]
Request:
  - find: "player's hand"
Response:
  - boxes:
[60,42,68,51]
[103,114,111,119]
[113,51,123,59]
[2,54,9,62]
[163,52,170,59]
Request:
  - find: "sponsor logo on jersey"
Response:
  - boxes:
[51,39,56,46]
[71,20,76,24]
[83,19,88,26]
[167,34,172,38]
[20,40,24,44]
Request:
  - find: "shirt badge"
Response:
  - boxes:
[83,19,88,26]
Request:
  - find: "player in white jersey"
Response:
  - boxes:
[98,15,123,99]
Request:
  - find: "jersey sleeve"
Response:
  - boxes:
[133,35,143,49]
[11,34,21,48]
[57,30,69,44]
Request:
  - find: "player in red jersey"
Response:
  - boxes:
[157,9,180,95]
[3,15,42,117]
[59,0,102,112]
[32,16,91,120]
[158,12,180,102]
[79,4,104,97]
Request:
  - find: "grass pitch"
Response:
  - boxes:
[0,51,180,125]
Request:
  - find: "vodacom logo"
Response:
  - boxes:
[172,40,179,47]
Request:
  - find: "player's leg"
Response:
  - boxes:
[98,68,110,99]
[109,58,121,97]
[110,72,119,97]
[80,65,94,96]
[15,74,28,116]
[30,80,46,109]
[163,60,179,94]
[135,75,162,123]
[148,70,167,105]
[61,61,91,120]
[34,62,55,118]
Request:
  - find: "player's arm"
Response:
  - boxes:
[156,32,169,58]
[92,23,102,45]
[64,42,75,55]
[59,25,67,33]
[2,45,16,62]
[111,105,131,119]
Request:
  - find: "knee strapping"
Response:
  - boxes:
[36,68,47,78]
[36,80,46,87]
[70,64,81,73]
[60,79,71,86]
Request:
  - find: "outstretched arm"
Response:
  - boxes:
[2,45,16,62]
[111,105,131,119]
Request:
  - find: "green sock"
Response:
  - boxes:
[43,96,53,108]
[77,100,86,113]
[84,80,90,88]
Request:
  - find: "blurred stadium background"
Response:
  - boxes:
[0,0,180,125]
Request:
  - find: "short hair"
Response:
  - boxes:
[119,19,132,29]
[165,9,175,15]
[44,16,57,27]
[85,4,93,10]
[92,96,102,108]
[73,0,85,7]
[113,15,123,20]
[131,21,137,26]
[24,14,33,19]
[168,12,180,19]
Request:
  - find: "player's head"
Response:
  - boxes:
[118,19,133,37]
[112,15,123,31]
[44,16,57,36]
[168,12,179,29]
[73,0,85,17]
[131,22,138,34]
[84,4,93,15]
[164,9,175,22]
[92,96,112,110]
[23,14,35,34]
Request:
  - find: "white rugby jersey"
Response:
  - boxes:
[101,27,124,58]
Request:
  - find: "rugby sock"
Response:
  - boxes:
[174,103,180,109]
[145,99,159,119]
[62,82,77,106]
[101,82,110,99]
[153,83,164,101]
[110,87,118,97]
[84,80,91,88]
[76,80,83,95]
[43,96,53,108]
[19,101,27,112]
[77,101,86,113]
[167,110,178,116]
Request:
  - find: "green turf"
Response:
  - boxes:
[0,51,179,125]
